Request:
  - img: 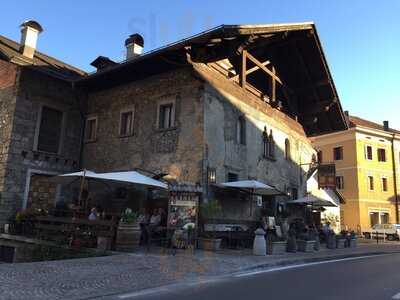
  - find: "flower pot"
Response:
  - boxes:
[116,223,141,252]
[297,240,315,252]
[286,236,297,253]
[336,238,346,249]
[326,235,336,249]
[198,238,222,251]
[267,241,287,255]
[349,238,357,248]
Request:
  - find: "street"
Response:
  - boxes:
[111,253,400,300]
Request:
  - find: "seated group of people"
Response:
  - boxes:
[137,208,167,244]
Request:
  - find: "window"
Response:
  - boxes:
[85,116,98,142]
[262,127,269,158]
[268,130,275,158]
[317,150,323,163]
[333,146,343,160]
[370,212,379,227]
[336,176,344,190]
[291,188,298,200]
[36,106,64,153]
[382,177,388,192]
[119,109,134,136]
[227,172,238,182]
[377,148,386,162]
[285,138,291,160]
[381,212,389,224]
[236,116,246,145]
[368,175,374,191]
[158,103,174,129]
[365,145,373,160]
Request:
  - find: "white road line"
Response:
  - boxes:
[235,254,389,278]
[392,292,400,299]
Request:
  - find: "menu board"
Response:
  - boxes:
[168,193,198,229]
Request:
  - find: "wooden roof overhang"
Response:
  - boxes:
[77,23,347,136]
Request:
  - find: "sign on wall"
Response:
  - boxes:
[318,164,336,189]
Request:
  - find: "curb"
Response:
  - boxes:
[238,250,400,273]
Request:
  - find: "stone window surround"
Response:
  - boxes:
[33,103,67,156]
[85,114,98,143]
[381,176,389,192]
[367,175,374,191]
[119,105,135,137]
[156,98,176,131]
[22,168,61,209]
[333,145,343,161]
[364,144,373,160]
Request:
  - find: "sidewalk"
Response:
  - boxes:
[0,242,399,300]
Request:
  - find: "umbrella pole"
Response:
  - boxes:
[78,169,87,209]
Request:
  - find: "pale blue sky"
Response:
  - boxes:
[1,1,399,128]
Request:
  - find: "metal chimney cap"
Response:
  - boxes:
[20,20,43,33]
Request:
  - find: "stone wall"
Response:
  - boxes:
[0,60,19,223]
[196,63,315,222]
[83,68,205,184]
[0,67,83,223]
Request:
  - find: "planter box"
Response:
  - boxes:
[297,240,315,252]
[198,238,222,251]
[267,241,287,255]
[336,238,346,249]
[326,235,336,249]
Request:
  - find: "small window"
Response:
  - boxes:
[368,175,374,191]
[119,109,134,137]
[382,177,388,192]
[317,150,323,163]
[262,127,269,158]
[37,106,64,153]
[227,172,238,182]
[285,138,290,160]
[377,148,386,162]
[336,176,344,190]
[365,145,373,160]
[85,116,98,142]
[236,116,246,145]
[333,146,343,160]
[158,103,174,129]
[291,188,298,200]
[268,130,275,158]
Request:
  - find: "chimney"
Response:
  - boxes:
[125,34,144,60]
[383,120,389,131]
[20,20,43,59]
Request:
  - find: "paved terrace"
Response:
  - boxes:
[0,241,399,300]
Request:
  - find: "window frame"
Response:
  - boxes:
[367,175,374,191]
[365,145,373,160]
[236,116,246,145]
[284,138,291,160]
[85,115,98,143]
[336,175,344,190]
[119,106,135,137]
[156,99,176,130]
[33,104,66,155]
[333,146,343,161]
[381,176,388,192]
[377,148,387,162]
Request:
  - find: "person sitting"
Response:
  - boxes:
[88,207,97,221]
[149,208,161,227]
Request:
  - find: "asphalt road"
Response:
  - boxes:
[111,253,400,300]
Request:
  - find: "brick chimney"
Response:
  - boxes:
[20,20,43,59]
[125,34,144,60]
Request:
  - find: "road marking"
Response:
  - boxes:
[392,292,400,299]
[235,254,389,278]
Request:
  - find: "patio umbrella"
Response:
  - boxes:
[48,170,99,185]
[287,194,338,207]
[94,171,168,190]
[218,180,282,195]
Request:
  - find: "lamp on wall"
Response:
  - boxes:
[207,167,216,184]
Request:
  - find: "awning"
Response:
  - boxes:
[217,180,282,195]
[287,194,338,207]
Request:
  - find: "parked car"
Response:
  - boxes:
[363,224,400,241]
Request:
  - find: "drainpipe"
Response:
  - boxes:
[384,121,399,223]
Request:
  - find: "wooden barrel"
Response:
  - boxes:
[115,223,141,252]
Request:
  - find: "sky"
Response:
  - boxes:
[1,0,399,129]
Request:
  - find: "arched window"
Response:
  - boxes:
[237,116,246,145]
[285,138,290,160]
[262,126,269,158]
[268,130,275,158]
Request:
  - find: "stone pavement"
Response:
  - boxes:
[0,242,399,300]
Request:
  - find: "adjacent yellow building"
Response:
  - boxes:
[312,115,400,233]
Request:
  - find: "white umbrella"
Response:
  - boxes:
[218,180,281,195]
[48,170,99,185]
[287,194,338,207]
[95,171,168,190]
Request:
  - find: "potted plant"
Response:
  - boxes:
[267,235,287,255]
[115,208,140,252]
[336,231,347,249]
[326,230,336,249]
[349,231,357,248]
[297,230,316,252]
[198,200,222,251]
